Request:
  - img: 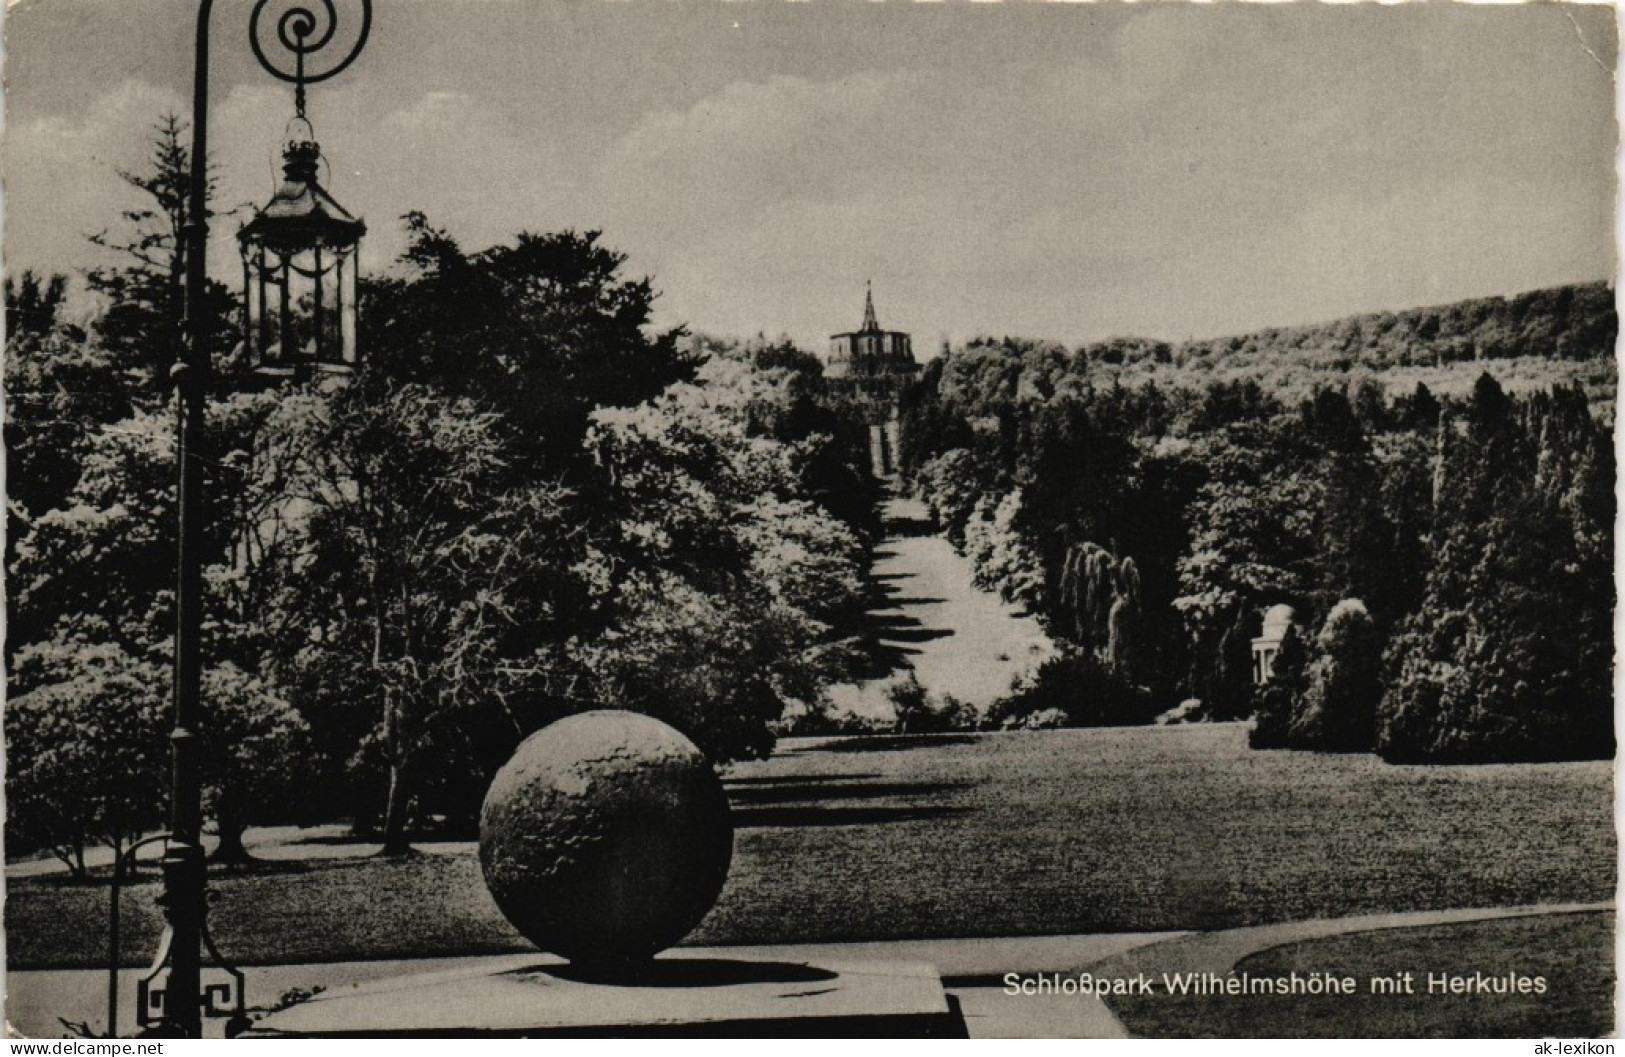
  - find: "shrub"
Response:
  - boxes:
[1288,600,1382,752]
[1156,699,1208,725]
[1008,707,1069,730]
[1249,623,1306,749]
[775,703,896,738]
[888,673,977,734]
[989,649,1157,730]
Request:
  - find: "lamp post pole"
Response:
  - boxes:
[157,0,217,1037]
[154,1,370,1036]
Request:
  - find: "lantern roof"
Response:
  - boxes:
[239,140,365,251]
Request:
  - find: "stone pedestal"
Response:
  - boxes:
[247,955,965,1038]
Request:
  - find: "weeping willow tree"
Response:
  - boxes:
[1105,557,1143,686]
[1057,541,1146,684]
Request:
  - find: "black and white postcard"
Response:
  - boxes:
[4,0,1616,1040]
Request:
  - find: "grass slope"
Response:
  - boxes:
[7,724,1613,969]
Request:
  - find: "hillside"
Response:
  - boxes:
[937,281,1616,414]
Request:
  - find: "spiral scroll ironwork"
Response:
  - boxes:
[249,0,372,114]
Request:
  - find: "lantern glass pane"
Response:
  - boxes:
[243,237,361,373]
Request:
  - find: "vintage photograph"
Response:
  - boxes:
[3,0,1617,1040]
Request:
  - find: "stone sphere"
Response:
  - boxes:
[478,710,733,973]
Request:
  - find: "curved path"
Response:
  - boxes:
[1074,902,1615,1038]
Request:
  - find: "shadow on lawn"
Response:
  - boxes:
[798,734,979,753]
[727,780,966,806]
[882,512,937,537]
[863,603,954,655]
[732,804,969,829]
[723,773,883,787]
[876,626,955,644]
[867,609,942,631]
[860,640,923,673]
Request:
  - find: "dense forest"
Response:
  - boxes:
[902,281,1616,763]
[939,282,1616,414]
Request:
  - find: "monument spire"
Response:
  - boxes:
[862,280,879,332]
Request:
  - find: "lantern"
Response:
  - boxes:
[238,129,365,377]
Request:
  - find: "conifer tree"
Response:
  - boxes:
[1105,557,1144,685]
[1306,388,1394,623]
[1207,607,1255,721]
[1249,623,1305,748]
[84,114,239,396]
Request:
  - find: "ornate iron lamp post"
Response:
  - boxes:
[145,0,369,1037]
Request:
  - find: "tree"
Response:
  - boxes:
[8,390,323,861]
[5,272,138,571]
[1105,557,1145,686]
[361,214,696,477]
[1206,607,1255,721]
[1249,623,1306,749]
[1289,599,1382,751]
[278,380,574,853]
[5,270,69,342]
[1378,378,1614,762]
[1304,389,1394,623]
[684,333,880,542]
[1175,419,1323,648]
[573,358,869,761]
[200,663,312,865]
[8,408,177,673]
[1058,541,1117,649]
[6,645,310,873]
[6,642,167,876]
[914,448,993,548]
[1015,397,1138,572]
[965,490,1044,612]
[84,114,239,397]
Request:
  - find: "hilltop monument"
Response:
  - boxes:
[827,282,919,477]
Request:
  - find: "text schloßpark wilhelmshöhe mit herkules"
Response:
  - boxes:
[1002,970,1551,997]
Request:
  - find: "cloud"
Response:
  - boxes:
[1227,176,1613,325]
[364,88,574,258]
[578,43,1250,344]
[590,71,921,235]
[5,80,187,278]
[6,4,1612,352]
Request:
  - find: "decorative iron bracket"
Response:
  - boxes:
[249,0,373,118]
[133,840,250,1038]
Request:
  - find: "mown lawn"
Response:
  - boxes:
[1106,910,1615,1038]
[7,724,1614,969]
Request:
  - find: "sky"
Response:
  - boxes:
[3,0,1617,354]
